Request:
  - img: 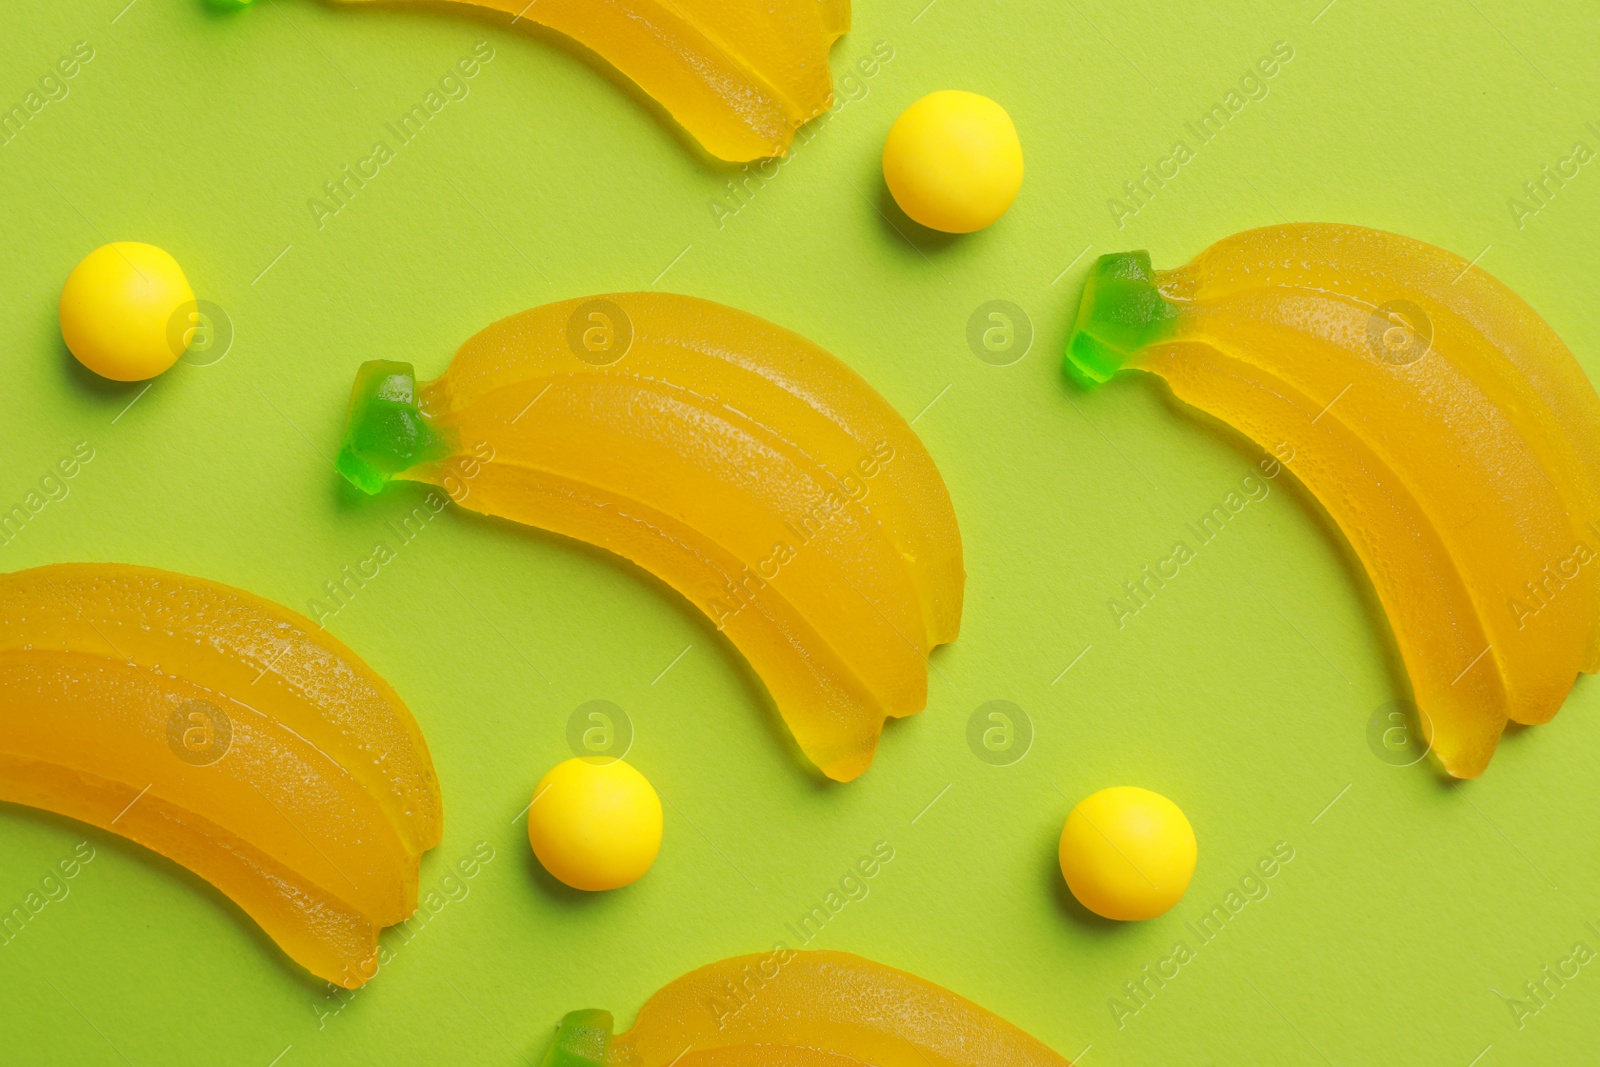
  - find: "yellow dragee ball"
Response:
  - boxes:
[60,241,195,382]
[528,757,663,892]
[882,90,1024,233]
[1058,786,1197,921]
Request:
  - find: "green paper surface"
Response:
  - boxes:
[3,1,1599,1063]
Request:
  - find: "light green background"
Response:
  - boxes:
[3,1,1599,1063]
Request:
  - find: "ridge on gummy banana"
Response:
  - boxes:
[335,292,964,783]
[341,0,849,162]
[539,951,1075,1067]
[1066,224,1600,778]
[0,563,442,987]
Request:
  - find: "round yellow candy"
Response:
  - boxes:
[882,90,1023,233]
[528,757,662,891]
[60,242,195,382]
[1058,786,1196,921]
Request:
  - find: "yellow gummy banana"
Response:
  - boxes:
[1067,224,1600,778]
[0,563,442,986]
[0,564,442,852]
[337,293,964,781]
[426,293,963,647]
[336,0,849,161]
[540,950,1074,1067]
[0,752,386,990]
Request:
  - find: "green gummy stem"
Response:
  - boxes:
[335,360,452,495]
[539,1010,613,1067]
[1063,250,1182,387]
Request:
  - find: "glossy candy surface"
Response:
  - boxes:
[882,91,1023,233]
[539,950,1075,1067]
[527,757,662,891]
[0,563,441,987]
[59,242,193,381]
[1058,786,1196,921]
[337,0,849,161]
[1066,224,1600,777]
[337,293,964,782]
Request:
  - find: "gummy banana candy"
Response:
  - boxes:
[336,292,964,782]
[0,563,442,987]
[337,0,849,161]
[540,950,1073,1067]
[1066,224,1600,778]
